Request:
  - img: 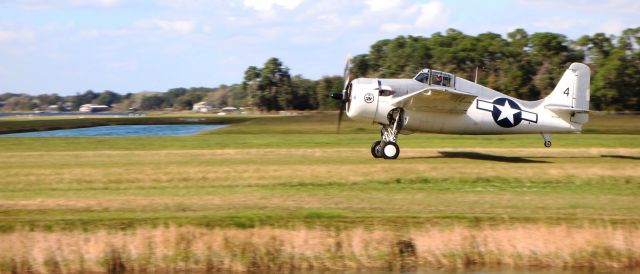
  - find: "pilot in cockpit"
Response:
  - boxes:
[432,73,443,85]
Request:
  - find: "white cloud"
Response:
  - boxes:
[518,0,640,15]
[78,28,129,38]
[379,1,450,33]
[242,0,303,11]
[0,29,36,43]
[8,0,119,9]
[136,19,195,34]
[365,0,402,12]
[67,0,118,7]
[414,1,449,28]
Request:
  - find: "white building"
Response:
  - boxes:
[79,104,110,112]
[192,102,213,113]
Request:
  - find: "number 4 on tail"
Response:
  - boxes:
[563,87,569,96]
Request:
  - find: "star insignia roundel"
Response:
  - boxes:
[491,98,522,128]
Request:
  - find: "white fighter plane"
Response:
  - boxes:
[332,60,590,159]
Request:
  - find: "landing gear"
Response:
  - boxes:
[372,140,399,159]
[541,133,552,148]
[371,141,383,158]
[371,108,404,159]
[381,142,400,159]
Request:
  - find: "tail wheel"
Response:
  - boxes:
[371,141,383,158]
[382,142,400,160]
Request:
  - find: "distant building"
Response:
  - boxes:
[192,102,213,113]
[62,102,73,111]
[218,106,238,115]
[79,104,110,112]
[47,105,60,112]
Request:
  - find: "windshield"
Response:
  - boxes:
[414,69,454,87]
[414,71,429,83]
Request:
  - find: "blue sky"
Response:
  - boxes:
[1,0,638,95]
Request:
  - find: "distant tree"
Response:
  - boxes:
[174,92,204,110]
[94,91,121,106]
[242,58,295,111]
[3,95,37,111]
[36,93,62,107]
[243,66,261,107]
[507,28,529,50]
[139,95,165,110]
[203,87,228,108]
[291,75,316,110]
[260,57,293,110]
[72,90,99,109]
[315,76,343,110]
[350,54,370,78]
[162,88,188,108]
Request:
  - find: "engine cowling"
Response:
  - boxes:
[346,78,394,125]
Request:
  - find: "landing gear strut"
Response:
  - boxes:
[541,133,552,148]
[371,108,404,159]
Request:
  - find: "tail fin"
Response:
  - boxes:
[543,63,590,124]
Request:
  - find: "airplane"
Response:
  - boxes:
[332,59,590,159]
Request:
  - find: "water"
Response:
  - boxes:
[0,111,135,117]
[1,124,225,137]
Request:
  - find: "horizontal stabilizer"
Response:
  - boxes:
[545,104,589,124]
[545,104,589,113]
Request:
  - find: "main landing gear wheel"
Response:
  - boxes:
[382,142,400,159]
[371,140,383,158]
[544,140,552,148]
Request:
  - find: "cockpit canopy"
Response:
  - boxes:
[413,69,454,88]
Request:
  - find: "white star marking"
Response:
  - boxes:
[495,101,520,124]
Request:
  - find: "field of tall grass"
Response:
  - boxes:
[2,225,639,273]
[1,113,639,273]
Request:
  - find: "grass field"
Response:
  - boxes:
[1,113,639,272]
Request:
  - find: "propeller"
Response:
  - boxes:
[331,55,352,133]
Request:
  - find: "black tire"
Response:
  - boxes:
[544,140,552,148]
[382,142,400,159]
[371,140,383,158]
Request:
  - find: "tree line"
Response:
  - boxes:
[1,27,638,112]
[350,27,640,110]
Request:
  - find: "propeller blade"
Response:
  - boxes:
[336,54,352,134]
[337,101,345,133]
[342,54,352,91]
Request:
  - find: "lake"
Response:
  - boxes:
[1,124,226,137]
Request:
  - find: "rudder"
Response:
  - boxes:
[543,63,590,124]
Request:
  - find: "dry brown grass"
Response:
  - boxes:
[1,225,639,273]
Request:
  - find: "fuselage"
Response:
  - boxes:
[345,74,583,135]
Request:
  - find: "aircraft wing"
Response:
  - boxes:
[390,87,477,113]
